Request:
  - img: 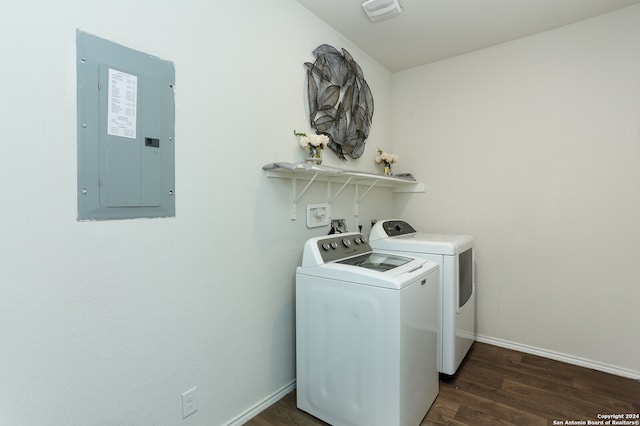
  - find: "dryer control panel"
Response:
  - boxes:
[379,220,417,237]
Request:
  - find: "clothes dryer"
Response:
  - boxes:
[296,232,440,426]
[369,220,475,375]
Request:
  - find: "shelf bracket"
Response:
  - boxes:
[290,172,319,220]
[354,179,379,217]
[328,176,353,203]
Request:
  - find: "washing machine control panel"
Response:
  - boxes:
[316,233,371,263]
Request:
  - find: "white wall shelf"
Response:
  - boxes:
[263,162,425,220]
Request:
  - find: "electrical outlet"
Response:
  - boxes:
[182,387,198,419]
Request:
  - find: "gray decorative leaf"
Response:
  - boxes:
[353,105,367,132]
[350,83,360,116]
[352,139,366,158]
[342,85,354,114]
[313,44,341,57]
[313,115,335,132]
[344,48,364,82]
[326,53,353,87]
[328,141,346,160]
[334,107,347,145]
[304,61,330,82]
[360,79,374,124]
[318,85,340,111]
[307,70,317,126]
[346,118,359,146]
[317,107,338,120]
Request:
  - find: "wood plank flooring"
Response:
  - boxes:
[245,342,640,425]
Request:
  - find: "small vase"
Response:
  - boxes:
[305,147,322,165]
[383,162,392,176]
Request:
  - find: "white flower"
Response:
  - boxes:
[375,147,398,164]
[309,134,329,148]
[295,130,328,151]
[299,136,309,148]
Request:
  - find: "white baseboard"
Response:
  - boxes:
[224,379,296,426]
[224,337,639,425]
[475,334,640,381]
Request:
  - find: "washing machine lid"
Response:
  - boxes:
[369,220,474,255]
[297,256,437,290]
[336,251,412,271]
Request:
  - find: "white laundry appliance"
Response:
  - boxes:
[296,232,440,426]
[369,220,475,376]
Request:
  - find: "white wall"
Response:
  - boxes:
[0,1,395,424]
[393,5,640,376]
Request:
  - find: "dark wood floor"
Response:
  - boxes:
[245,342,640,425]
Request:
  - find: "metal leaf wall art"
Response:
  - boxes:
[305,44,374,160]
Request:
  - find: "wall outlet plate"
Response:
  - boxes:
[306,203,331,228]
[182,387,198,418]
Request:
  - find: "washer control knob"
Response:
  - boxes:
[330,242,338,249]
[342,238,352,247]
[321,243,330,251]
[354,237,362,245]
[360,236,368,243]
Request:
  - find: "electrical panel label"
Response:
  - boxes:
[107,68,137,139]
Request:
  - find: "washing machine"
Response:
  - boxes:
[369,220,475,376]
[296,232,440,426]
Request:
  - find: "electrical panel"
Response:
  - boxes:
[76,30,175,220]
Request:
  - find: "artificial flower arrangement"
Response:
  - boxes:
[295,130,329,163]
[375,147,398,175]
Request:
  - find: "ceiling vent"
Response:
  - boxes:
[361,0,402,22]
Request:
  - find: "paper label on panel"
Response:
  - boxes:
[107,68,137,139]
